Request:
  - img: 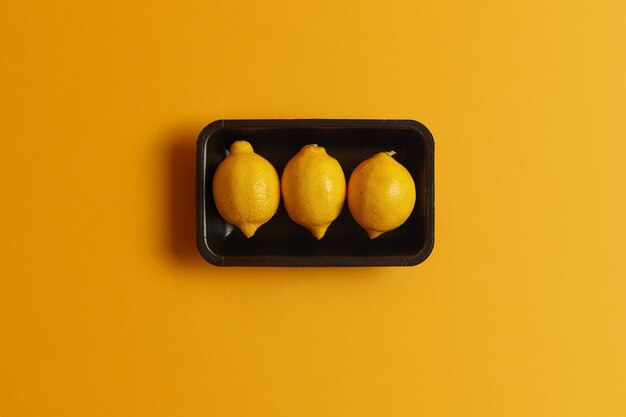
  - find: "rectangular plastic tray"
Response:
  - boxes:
[196,119,434,266]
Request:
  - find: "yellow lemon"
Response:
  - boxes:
[347,151,416,239]
[212,140,280,238]
[281,144,346,239]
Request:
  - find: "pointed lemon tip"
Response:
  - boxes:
[303,143,324,153]
[310,225,329,240]
[230,140,253,154]
[383,150,397,157]
[239,223,260,238]
[366,229,384,239]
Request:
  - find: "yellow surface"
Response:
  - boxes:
[348,152,417,239]
[1,0,625,415]
[213,141,280,238]
[282,144,346,239]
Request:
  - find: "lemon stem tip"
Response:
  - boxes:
[367,229,383,239]
[230,140,253,154]
[239,223,259,238]
[311,225,329,240]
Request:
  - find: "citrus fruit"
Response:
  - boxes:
[212,140,280,237]
[281,144,346,239]
[347,151,416,239]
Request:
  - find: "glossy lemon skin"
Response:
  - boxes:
[347,152,416,239]
[212,141,280,237]
[281,144,346,239]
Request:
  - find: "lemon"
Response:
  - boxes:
[347,151,416,239]
[212,140,280,238]
[281,144,346,239]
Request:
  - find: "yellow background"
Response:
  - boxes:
[1,0,625,415]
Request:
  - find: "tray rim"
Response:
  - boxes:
[196,119,435,267]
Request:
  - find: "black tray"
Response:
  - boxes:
[196,119,434,267]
